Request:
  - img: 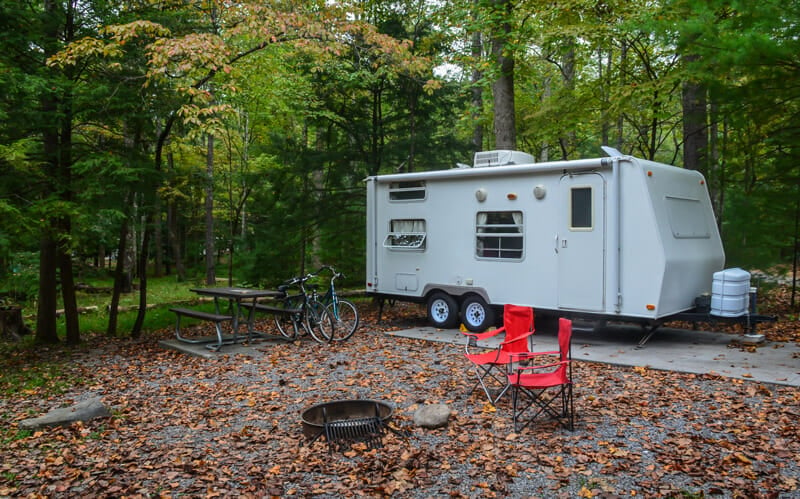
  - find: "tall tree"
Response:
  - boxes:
[204,133,216,285]
[490,0,516,149]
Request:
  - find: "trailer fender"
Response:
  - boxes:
[421,284,490,304]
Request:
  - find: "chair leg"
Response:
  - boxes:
[510,384,575,432]
[566,383,575,431]
[469,365,508,405]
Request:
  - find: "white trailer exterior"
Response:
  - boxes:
[365,149,725,332]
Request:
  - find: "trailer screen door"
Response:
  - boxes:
[558,173,605,311]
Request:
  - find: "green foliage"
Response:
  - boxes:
[1,0,798,338]
[0,252,40,303]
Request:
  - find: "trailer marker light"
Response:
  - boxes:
[646,304,655,310]
[647,171,653,177]
[700,179,705,185]
[507,193,517,200]
[367,282,372,287]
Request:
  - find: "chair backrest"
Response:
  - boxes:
[501,305,534,355]
[557,318,573,362]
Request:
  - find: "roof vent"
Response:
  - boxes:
[473,150,535,167]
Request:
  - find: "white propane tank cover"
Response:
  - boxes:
[710,268,751,317]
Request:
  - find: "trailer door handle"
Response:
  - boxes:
[555,234,559,254]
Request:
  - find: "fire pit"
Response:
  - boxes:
[301,399,394,450]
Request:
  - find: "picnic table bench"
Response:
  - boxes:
[169,307,234,351]
[171,287,281,351]
[239,302,301,336]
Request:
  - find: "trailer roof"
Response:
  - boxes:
[370,156,616,183]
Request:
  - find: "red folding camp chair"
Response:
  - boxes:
[507,317,575,431]
[462,304,535,405]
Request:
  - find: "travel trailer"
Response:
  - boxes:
[365,147,727,333]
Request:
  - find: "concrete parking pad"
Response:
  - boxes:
[385,324,800,387]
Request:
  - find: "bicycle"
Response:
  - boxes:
[273,272,332,344]
[311,266,360,341]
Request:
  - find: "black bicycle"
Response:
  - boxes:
[273,273,332,343]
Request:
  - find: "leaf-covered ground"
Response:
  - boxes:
[1,296,799,498]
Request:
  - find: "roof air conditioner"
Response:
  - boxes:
[473,150,535,167]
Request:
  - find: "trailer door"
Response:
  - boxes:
[557,173,605,311]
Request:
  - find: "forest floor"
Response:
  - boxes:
[0,287,799,498]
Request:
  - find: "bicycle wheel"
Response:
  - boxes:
[326,299,359,341]
[305,300,333,343]
[274,297,300,340]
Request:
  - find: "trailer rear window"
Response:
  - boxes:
[389,181,426,201]
[476,211,523,260]
[384,219,427,250]
[666,196,710,238]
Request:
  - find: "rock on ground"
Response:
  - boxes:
[18,396,110,430]
[413,403,451,428]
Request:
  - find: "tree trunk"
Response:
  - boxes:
[131,220,151,339]
[153,197,164,277]
[35,0,62,345]
[59,244,80,345]
[682,79,708,174]
[0,306,30,341]
[107,206,130,337]
[58,62,80,345]
[616,40,628,152]
[491,0,515,150]
[35,232,59,344]
[166,151,186,281]
[205,133,216,285]
[130,112,175,337]
[558,44,576,160]
[792,188,799,308]
[470,20,484,153]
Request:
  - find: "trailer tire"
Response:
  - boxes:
[427,292,459,329]
[461,295,494,333]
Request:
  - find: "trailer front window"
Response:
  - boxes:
[389,181,426,201]
[384,219,427,250]
[476,211,523,260]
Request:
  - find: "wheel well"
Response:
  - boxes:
[424,289,463,306]
[421,284,490,305]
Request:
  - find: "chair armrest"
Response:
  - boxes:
[499,329,535,346]
[509,350,557,361]
[462,326,506,342]
[507,359,570,378]
[515,360,566,371]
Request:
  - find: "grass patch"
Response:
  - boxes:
[1,429,33,445]
[0,362,79,398]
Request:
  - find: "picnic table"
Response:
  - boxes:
[171,287,280,351]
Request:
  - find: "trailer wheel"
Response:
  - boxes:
[427,292,459,329]
[461,295,494,333]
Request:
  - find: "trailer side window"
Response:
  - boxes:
[476,211,523,260]
[570,187,592,230]
[384,219,427,250]
[389,181,426,201]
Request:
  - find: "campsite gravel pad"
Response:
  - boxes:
[1,316,798,498]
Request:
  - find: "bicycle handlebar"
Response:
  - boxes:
[281,265,345,287]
